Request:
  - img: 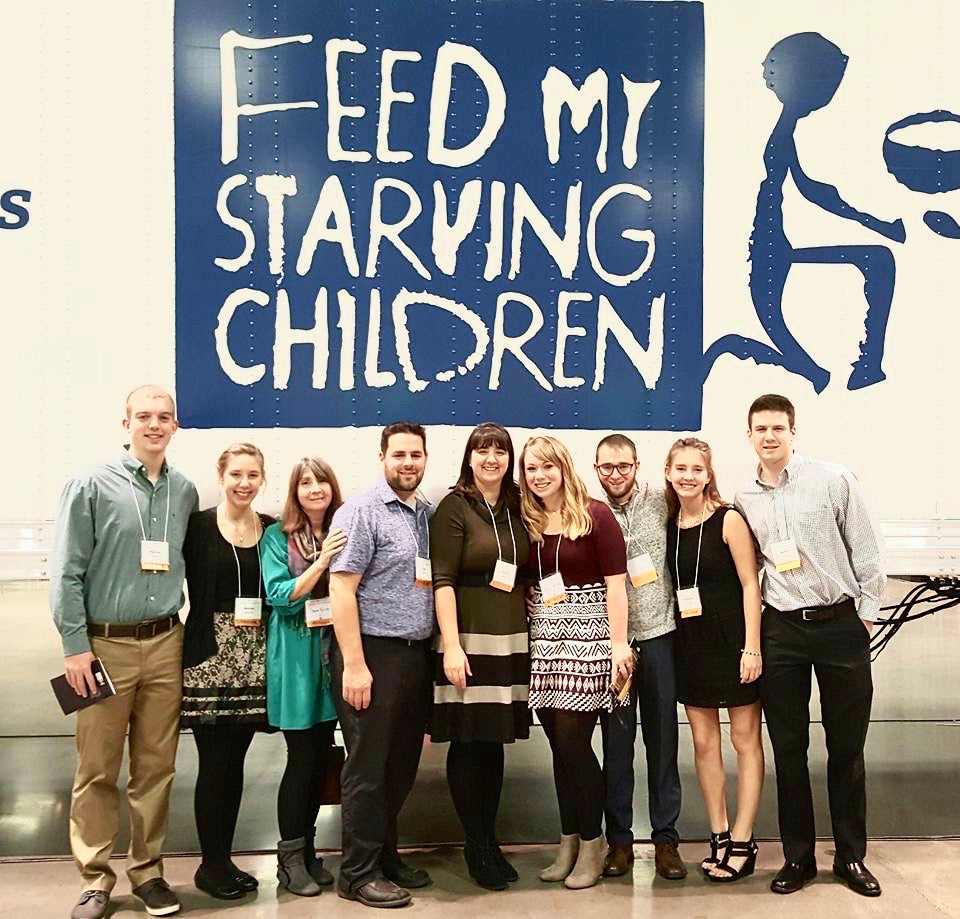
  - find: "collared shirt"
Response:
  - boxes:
[50,451,199,656]
[734,453,885,621]
[330,476,435,640]
[606,483,675,641]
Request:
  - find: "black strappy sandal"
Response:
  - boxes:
[707,837,758,883]
[700,829,731,876]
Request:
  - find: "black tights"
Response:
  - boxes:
[278,721,337,841]
[192,724,256,867]
[446,741,504,843]
[537,708,603,839]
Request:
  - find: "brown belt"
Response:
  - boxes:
[88,614,180,640]
[772,597,856,622]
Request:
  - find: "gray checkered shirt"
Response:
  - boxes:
[734,454,885,622]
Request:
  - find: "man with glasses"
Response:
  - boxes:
[593,435,685,880]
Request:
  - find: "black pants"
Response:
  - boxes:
[192,724,256,867]
[600,632,682,846]
[278,721,337,841]
[538,707,604,840]
[760,605,873,864]
[331,636,431,891]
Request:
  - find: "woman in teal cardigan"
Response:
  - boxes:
[262,456,347,897]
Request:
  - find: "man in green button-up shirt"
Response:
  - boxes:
[50,385,198,919]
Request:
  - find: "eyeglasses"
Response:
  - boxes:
[596,462,636,477]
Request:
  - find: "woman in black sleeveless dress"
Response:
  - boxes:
[664,438,763,883]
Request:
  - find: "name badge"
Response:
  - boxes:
[540,571,566,606]
[415,555,433,588]
[771,538,802,573]
[234,597,262,628]
[627,553,658,588]
[676,586,702,618]
[490,559,518,592]
[140,540,170,572]
[305,596,332,628]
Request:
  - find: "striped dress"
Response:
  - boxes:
[526,500,627,712]
[429,492,532,743]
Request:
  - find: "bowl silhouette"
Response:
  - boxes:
[884,110,960,193]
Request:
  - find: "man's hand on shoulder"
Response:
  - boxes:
[64,651,98,698]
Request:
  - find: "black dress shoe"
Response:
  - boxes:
[770,860,817,894]
[833,860,882,897]
[194,864,244,900]
[382,860,431,889]
[337,877,412,908]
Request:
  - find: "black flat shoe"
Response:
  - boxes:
[770,860,817,894]
[194,864,244,900]
[382,860,431,889]
[226,860,259,892]
[833,860,882,897]
[464,838,507,891]
[491,843,519,882]
[707,838,757,883]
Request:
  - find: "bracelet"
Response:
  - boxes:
[741,648,762,657]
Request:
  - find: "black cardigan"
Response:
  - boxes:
[182,507,276,669]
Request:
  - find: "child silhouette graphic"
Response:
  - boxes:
[705,32,905,392]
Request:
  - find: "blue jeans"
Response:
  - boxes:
[600,631,681,846]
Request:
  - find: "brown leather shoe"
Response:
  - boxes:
[602,842,635,876]
[654,841,688,880]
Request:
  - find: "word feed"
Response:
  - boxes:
[174,1,704,429]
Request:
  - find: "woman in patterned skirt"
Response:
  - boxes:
[182,443,274,900]
[430,423,532,891]
[520,435,633,890]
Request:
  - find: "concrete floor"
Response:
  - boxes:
[3,841,959,918]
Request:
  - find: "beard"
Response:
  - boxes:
[602,478,635,502]
[385,468,424,494]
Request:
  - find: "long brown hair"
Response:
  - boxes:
[663,437,726,522]
[281,457,343,535]
[519,435,593,541]
[451,423,520,511]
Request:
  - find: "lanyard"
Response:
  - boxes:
[483,498,516,564]
[123,466,170,543]
[674,506,705,590]
[228,514,262,599]
[622,483,649,550]
[536,534,562,581]
[394,501,429,556]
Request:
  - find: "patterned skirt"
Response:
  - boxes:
[182,611,267,726]
[527,581,613,712]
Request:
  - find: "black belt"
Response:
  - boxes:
[361,634,432,647]
[88,614,180,639]
[772,597,856,622]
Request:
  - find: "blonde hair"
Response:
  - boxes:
[216,442,265,479]
[519,436,593,541]
[663,437,726,522]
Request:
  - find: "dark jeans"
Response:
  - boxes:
[600,631,682,846]
[760,605,873,864]
[331,636,431,891]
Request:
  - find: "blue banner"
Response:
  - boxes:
[174,0,704,429]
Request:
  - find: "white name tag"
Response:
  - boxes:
[490,559,518,592]
[140,540,170,572]
[627,553,658,588]
[540,571,566,606]
[771,538,802,573]
[415,555,433,588]
[305,596,332,628]
[234,597,262,627]
[676,586,702,618]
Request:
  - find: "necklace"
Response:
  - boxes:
[220,505,259,545]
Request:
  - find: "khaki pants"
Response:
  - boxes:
[70,624,183,892]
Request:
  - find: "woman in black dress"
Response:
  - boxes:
[430,423,531,891]
[664,438,763,883]
[181,443,273,900]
